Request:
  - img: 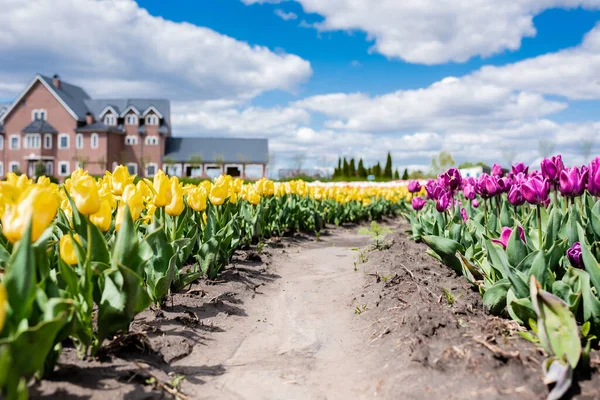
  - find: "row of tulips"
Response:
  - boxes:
[404,156,600,399]
[0,167,410,398]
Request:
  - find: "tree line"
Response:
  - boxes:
[332,152,410,181]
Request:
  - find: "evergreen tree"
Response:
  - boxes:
[342,157,350,178]
[349,158,356,177]
[383,152,393,179]
[373,162,382,178]
[394,169,400,180]
[357,158,367,178]
[334,157,342,179]
[402,168,409,180]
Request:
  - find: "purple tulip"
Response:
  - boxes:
[588,157,600,196]
[512,162,529,176]
[411,197,427,211]
[436,191,451,212]
[472,199,479,208]
[559,166,588,197]
[541,155,564,184]
[441,168,462,191]
[463,184,476,200]
[492,164,503,177]
[521,175,550,205]
[492,226,526,249]
[476,173,500,198]
[508,184,525,206]
[567,242,583,268]
[425,179,438,200]
[460,208,468,223]
[407,181,422,193]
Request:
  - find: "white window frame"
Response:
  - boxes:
[43,134,52,149]
[76,133,84,150]
[126,163,138,175]
[145,115,159,126]
[91,133,99,149]
[31,109,47,121]
[9,134,20,150]
[104,114,116,126]
[45,161,53,176]
[58,161,70,177]
[58,133,69,149]
[145,162,158,177]
[125,135,138,146]
[9,162,20,173]
[0,162,4,176]
[0,136,4,150]
[145,135,159,146]
[24,133,41,149]
[125,114,138,125]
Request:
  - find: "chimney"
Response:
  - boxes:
[52,74,61,89]
[85,112,94,125]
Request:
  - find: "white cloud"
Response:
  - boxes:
[274,9,298,20]
[242,0,600,64]
[0,0,311,101]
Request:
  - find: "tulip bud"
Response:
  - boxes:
[110,165,135,196]
[492,164,503,177]
[166,178,184,217]
[559,166,587,198]
[511,162,529,176]
[508,185,525,206]
[566,242,583,268]
[521,176,550,205]
[70,175,101,216]
[209,183,228,206]
[187,187,207,212]
[411,197,427,211]
[541,155,564,184]
[435,191,451,212]
[90,199,113,232]
[1,186,59,243]
[153,170,172,207]
[407,181,421,193]
[60,234,82,265]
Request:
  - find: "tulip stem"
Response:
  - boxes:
[536,205,543,250]
[86,218,92,265]
[483,199,489,236]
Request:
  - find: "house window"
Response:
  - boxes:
[24,134,41,149]
[9,135,19,150]
[126,163,137,175]
[9,162,20,173]
[125,136,138,145]
[145,163,157,177]
[125,114,138,125]
[31,109,47,121]
[58,134,69,149]
[45,161,53,176]
[165,164,181,177]
[91,133,98,149]
[145,115,159,125]
[0,162,4,176]
[104,114,116,126]
[58,161,70,176]
[44,134,52,149]
[145,136,158,146]
[76,134,84,149]
[0,136,4,150]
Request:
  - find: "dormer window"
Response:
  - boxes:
[31,109,47,121]
[125,114,138,125]
[145,115,159,126]
[104,114,116,126]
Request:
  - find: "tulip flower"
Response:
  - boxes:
[435,191,451,212]
[441,168,462,191]
[492,226,526,249]
[246,187,261,205]
[587,157,600,196]
[511,162,529,176]
[1,186,59,243]
[521,176,550,205]
[567,242,583,268]
[89,199,113,232]
[508,185,525,206]
[412,197,427,211]
[209,183,229,206]
[472,199,479,208]
[60,234,82,265]
[188,187,208,212]
[559,166,588,198]
[425,179,438,200]
[153,170,173,207]
[463,184,476,200]
[70,175,101,216]
[0,283,6,334]
[407,181,421,193]
[541,155,564,184]
[460,208,468,223]
[166,178,184,217]
[110,165,135,196]
[475,174,500,198]
[121,184,144,221]
[492,164,503,177]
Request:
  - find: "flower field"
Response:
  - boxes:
[405,156,600,399]
[0,167,409,398]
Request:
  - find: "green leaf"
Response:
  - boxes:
[582,321,591,337]
[482,279,510,315]
[578,223,600,295]
[143,227,175,304]
[4,219,35,324]
[506,226,528,268]
[485,239,529,298]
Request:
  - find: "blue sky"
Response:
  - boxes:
[1,0,600,172]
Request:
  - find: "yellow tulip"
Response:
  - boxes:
[187,187,207,212]
[70,175,101,216]
[246,187,260,205]
[59,234,82,265]
[89,199,113,232]
[110,165,135,196]
[209,183,228,206]
[121,184,144,221]
[166,178,184,216]
[153,170,172,207]
[0,283,6,334]
[200,180,212,194]
[1,186,59,243]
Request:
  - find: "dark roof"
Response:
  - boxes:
[39,75,91,120]
[164,138,269,164]
[84,99,170,123]
[22,119,58,134]
[75,121,124,133]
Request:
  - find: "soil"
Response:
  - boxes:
[30,218,600,400]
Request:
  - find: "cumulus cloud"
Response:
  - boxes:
[274,9,298,20]
[241,0,600,64]
[0,0,311,101]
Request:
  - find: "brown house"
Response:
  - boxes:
[0,74,268,180]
